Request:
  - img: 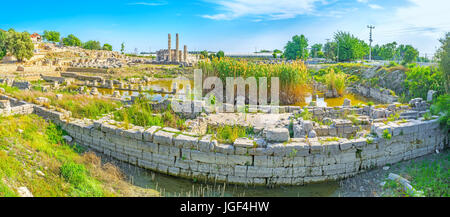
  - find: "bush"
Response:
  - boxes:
[382,129,392,140]
[209,125,253,144]
[404,66,445,101]
[60,162,87,186]
[430,94,450,129]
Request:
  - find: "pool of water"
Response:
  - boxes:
[77,78,379,108]
[291,92,377,107]
[111,159,340,197]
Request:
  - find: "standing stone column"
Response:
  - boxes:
[183,45,187,62]
[168,33,172,62]
[175,33,179,62]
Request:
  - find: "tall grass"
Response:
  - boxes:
[0,114,159,197]
[113,97,186,130]
[198,57,311,104]
[0,85,122,119]
[315,68,347,96]
[207,124,254,144]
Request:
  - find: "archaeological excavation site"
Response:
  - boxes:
[0,1,448,200]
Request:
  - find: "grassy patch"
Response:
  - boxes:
[207,125,254,144]
[0,86,122,119]
[383,151,449,197]
[0,114,159,197]
[113,96,186,130]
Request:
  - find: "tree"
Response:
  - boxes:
[0,31,7,60]
[216,50,224,59]
[401,45,419,65]
[120,42,125,54]
[435,32,450,93]
[200,50,209,59]
[272,49,282,58]
[284,35,309,60]
[102,43,112,51]
[83,40,101,50]
[43,30,60,43]
[62,34,81,47]
[323,41,337,60]
[333,31,369,61]
[311,43,323,58]
[379,42,397,60]
[6,29,34,62]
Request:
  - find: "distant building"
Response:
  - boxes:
[30,33,42,42]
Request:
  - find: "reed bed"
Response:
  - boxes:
[198,57,311,104]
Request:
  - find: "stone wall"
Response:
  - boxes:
[0,94,447,186]
[53,116,446,185]
[349,84,398,104]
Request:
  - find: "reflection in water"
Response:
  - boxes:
[292,92,377,107]
[81,79,378,107]
[111,159,339,197]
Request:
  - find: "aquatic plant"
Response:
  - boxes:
[198,57,311,104]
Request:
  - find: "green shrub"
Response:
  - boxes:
[382,129,392,140]
[430,94,450,129]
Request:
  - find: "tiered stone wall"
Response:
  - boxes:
[0,94,447,185]
[53,116,446,185]
[349,84,399,103]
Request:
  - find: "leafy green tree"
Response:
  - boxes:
[272,49,282,58]
[216,50,224,59]
[62,34,82,47]
[379,42,397,60]
[42,30,60,43]
[323,41,337,60]
[6,29,34,62]
[0,31,7,60]
[311,43,322,58]
[120,42,125,54]
[284,35,309,60]
[334,31,369,61]
[102,43,112,51]
[200,50,209,59]
[435,32,450,93]
[83,40,101,50]
[402,45,419,65]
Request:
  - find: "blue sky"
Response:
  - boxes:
[1,0,448,56]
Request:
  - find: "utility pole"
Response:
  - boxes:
[367,25,375,61]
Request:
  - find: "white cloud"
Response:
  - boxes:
[202,0,321,20]
[368,4,383,9]
[356,0,368,3]
[128,1,167,6]
[375,0,450,54]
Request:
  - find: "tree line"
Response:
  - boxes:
[280,31,425,64]
[42,30,113,51]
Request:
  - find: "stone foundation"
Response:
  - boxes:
[0,94,447,186]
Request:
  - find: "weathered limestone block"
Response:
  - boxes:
[0,100,10,109]
[227,154,252,166]
[214,143,234,154]
[233,137,254,148]
[343,98,351,107]
[153,130,176,146]
[173,134,199,148]
[198,135,215,152]
[191,150,216,164]
[265,127,290,142]
[247,166,273,178]
[143,126,161,142]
